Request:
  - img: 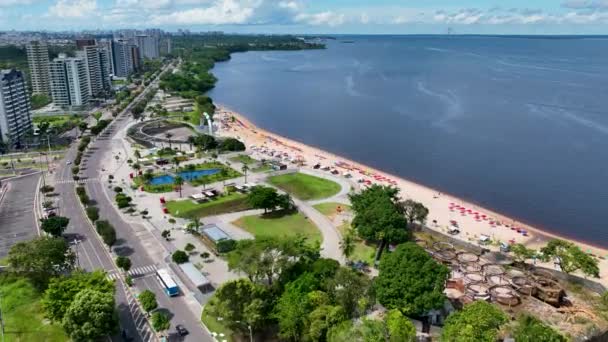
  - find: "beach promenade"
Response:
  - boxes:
[216,105,608,287]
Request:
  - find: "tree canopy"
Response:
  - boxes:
[40,216,70,237]
[399,199,429,225]
[62,289,118,341]
[512,314,565,342]
[441,301,508,342]
[540,239,599,277]
[7,237,75,288]
[511,243,537,264]
[138,290,158,313]
[42,270,114,322]
[151,311,171,332]
[349,185,409,262]
[210,279,270,333]
[172,250,189,264]
[375,242,449,317]
[247,186,293,213]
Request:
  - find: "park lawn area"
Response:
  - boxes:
[268,173,341,201]
[251,164,272,173]
[166,193,252,218]
[337,222,375,265]
[201,297,234,342]
[233,210,322,244]
[170,110,199,126]
[313,202,351,218]
[180,162,242,186]
[33,114,80,128]
[0,275,68,342]
[229,154,257,165]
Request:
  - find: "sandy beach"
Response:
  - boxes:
[215,105,608,285]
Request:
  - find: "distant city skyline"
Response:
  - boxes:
[1,0,608,34]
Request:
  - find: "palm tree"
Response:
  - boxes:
[174,176,184,198]
[219,168,228,187]
[186,136,195,151]
[340,229,355,260]
[142,170,154,185]
[241,164,250,183]
[134,149,141,159]
[165,132,173,149]
[173,156,181,171]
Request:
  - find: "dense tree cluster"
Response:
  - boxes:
[441,301,508,342]
[540,239,599,277]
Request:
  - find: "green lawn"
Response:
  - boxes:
[202,298,234,342]
[229,154,257,165]
[233,210,321,244]
[313,202,351,217]
[337,223,376,265]
[33,114,80,128]
[251,164,272,173]
[268,173,341,201]
[166,193,252,218]
[0,275,68,342]
[179,162,242,187]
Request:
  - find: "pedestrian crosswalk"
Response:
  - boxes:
[107,264,157,280]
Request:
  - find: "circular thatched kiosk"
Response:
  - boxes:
[434,249,457,264]
[457,252,479,263]
[491,285,520,306]
[466,283,491,300]
[511,276,537,297]
[464,272,485,284]
[462,262,482,273]
[482,264,505,277]
[487,274,511,287]
[432,241,455,252]
[535,277,565,307]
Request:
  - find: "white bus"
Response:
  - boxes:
[156,268,179,296]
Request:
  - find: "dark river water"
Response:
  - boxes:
[209,35,608,246]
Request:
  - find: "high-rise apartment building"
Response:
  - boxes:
[0,69,32,146]
[75,38,96,50]
[135,35,159,60]
[77,45,111,98]
[160,38,172,56]
[25,41,51,96]
[111,40,134,77]
[49,54,90,109]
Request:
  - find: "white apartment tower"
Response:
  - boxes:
[25,41,51,96]
[49,54,90,109]
[77,45,112,98]
[111,40,135,77]
[0,70,32,146]
[135,35,160,60]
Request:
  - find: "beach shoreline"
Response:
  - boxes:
[215,104,608,281]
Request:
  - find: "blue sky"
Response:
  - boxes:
[2,0,608,33]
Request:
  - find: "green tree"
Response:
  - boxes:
[327,319,386,342]
[62,289,118,341]
[385,309,416,342]
[340,228,356,260]
[210,279,269,336]
[42,270,114,322]
[375,243,449,320]
[511,243,536,264]
[247,186,280,213]
[138,290,158,313]
[40,216,70,237]
[326,267,372,318]
[441,301,508,342]
[95,220,117,247]
[307,305,347,341]
[92,111,103,123]
[174,175,184,198]
[349,185,409,263]
[161,230,171,240]
[116,256,132,272]
[172,250,189,264]
[7,237,75,288]
[275,273,320,341]
[399,199,429,225]
[86,206,100,222]
[512,314,565,342]
[151,311,171,332]
[540,239,599,277]
[184,243,196,253]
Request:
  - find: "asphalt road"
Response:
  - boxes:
[57,65,213,342]
[0,173,41,257]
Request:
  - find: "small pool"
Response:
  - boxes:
[148,169,221,186]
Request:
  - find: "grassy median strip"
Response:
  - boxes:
[166,193,252,218]
[268,173,341,200]
[232,210,321,244]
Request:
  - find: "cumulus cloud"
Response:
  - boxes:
[294,11,345,26]
[151,0,260,25]
[48,0,96,18]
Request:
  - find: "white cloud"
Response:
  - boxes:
[48,0,96,18]
[278,0,299,11]
[294,11,345,26]
[151,0,261,25]
[116,0,172,10]
[0,0,36,6]
[360,13,369,24]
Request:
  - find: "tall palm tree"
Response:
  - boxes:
[241,164,250,183]
[186,136,195,151]
[173,156,181,172]
[174,176,184,198]
[134,149,141,159]
[165,132,173,149]
[340,229,355,260]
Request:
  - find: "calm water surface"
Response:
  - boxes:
[209,35,608,246]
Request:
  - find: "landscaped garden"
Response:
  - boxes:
[268,172,341,200]
[165,193,252,218]
[313,202,350,217]
[232,210,321,244]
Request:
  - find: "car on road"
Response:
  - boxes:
[66,161,72,165]
[176,324,189,336]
